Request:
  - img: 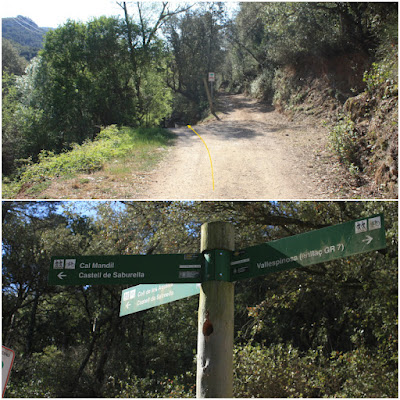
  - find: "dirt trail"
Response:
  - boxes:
[141,94,334,199]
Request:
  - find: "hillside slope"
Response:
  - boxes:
[225,3,398,198]
[2,16,50,59]
[271,51,398,198]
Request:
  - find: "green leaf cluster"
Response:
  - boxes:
[225,2,398,100]
[2,125,173,198]
[163,4,226,121]
[364,59,398,99]
[2,15,173,177]
[234,342,397,397]
[328,116,361,174]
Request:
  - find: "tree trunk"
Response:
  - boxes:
[121,1,143,122]
[25,290,40,356]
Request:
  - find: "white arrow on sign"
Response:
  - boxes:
[125,301,131,309]
[362,235,373,245]
[57,272,67,280]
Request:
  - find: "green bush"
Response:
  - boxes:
[234,342,319,397]
[363,59,398,99]
[328,116,361,174]
[6,346,79,398]
[250,69,275,101]
[2,125,174,197]
[105,372,196,398]
[272,68,301,110]
[233,342,397,397]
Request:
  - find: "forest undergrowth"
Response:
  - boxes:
[2,125,174,198]
[269,50,398,198]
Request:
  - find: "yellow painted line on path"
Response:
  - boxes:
[187,125,215,191]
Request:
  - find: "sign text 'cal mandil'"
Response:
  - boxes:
[48,253,203,286]
[48,215,385,287]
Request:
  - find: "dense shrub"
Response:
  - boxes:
[250,69,275,101]
[104,372,196,398]
[2,125,174,198]
[233,342,397,398]
[328,116,361,175]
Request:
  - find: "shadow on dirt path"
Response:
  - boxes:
[136,93,348,199]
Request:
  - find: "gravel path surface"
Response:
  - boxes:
[144,94,333,199]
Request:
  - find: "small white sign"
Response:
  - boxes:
[355,219,367,234]
[368,216,381,231]
[65,259,76,269]
[123,288,136,302]
[53,259,64,269]
[2,346,15,397]
[208,72,215,82]
[179,270,201,279]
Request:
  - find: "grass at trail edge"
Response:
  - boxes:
[2,125,175,198]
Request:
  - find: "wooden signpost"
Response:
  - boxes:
[49,214,386,398]
[196,221,235,398]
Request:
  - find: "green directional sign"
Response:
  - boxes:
[48,253,203,286]
[49,215,386,287]
[230,214,386,282]
[120,283,201,316]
